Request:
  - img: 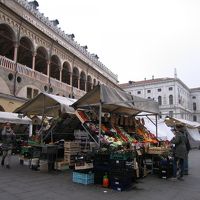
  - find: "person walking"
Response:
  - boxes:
[182,127,191,175]
[1,122,16,168]
[170,125,187,181]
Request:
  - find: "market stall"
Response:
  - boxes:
[0,111,32,137]
[165,116,200,148]
[14,93,85,171]
[71,85,171,190]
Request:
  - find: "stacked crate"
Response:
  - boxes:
[64,141,81,166]
[109,151,135,191]
[93,152,110,185]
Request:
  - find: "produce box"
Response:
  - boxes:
[72,172,94,185]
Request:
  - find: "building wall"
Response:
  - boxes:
[120,78,199,122]
[0,0,119,111]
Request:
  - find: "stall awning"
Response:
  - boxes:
[165,117,200,128]
[15,93,77,117]
[0,111,32,125]
[72,85,159,115]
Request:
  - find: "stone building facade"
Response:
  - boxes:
[120,77,200,123]
[0,0,119,112]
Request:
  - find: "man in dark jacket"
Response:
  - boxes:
[170,125,187,180]
[182,127,191,175]
[1,122,16,168]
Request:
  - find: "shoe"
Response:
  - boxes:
[6,165,10,169]
[178,176,184,181]
[169,177,177,181]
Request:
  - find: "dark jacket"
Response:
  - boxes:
[171,131,187,159]
[1,127,16,150]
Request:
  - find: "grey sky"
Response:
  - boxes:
[36,0,200,88]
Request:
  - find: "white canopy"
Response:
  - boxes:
[141,116,174,140]
[0,111,33,136]
[165,117,200,128]
[15,92,77,117]
[0,111,32,124]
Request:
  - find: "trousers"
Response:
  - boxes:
[2,149,12,166]
[173,157,184,178]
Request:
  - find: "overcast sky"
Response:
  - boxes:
[36,0,200,88]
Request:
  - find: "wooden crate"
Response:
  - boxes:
[54,161,69,171]
[75,162,93,170]
[64,141,81,149]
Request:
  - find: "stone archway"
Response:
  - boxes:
[72,67,79,88]
[17,36,34,68]
[62,61,71,84]
[0,23,16,60]
[0,105,5,112]
[80,71,86,91]
[50,55,61,80]
[35,46,48,75]
[87,75,92,92]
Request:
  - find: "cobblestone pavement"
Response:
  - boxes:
[0,149,200,200]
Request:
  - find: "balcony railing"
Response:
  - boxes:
[0,55,86,97]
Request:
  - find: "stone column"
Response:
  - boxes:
[70,72,72,86]
[13,43,18,63]
[60,67,62,82]
[78,77,80,89]
[32,51,36,70]
[47,60,50,77]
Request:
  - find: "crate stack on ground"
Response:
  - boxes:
[64,141,81,167]
[93,152,111,185]
[72,151,94,185]
[109,151,135,191]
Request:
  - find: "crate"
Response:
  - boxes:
[55,161,69,171]
[75,162,93,170]
[110,152,134,160]
[64,141,81,148]
[72,172,94,185]
[110,160,134,170]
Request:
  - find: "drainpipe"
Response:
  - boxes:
[13,21,22,97]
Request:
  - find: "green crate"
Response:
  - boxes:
[110,151,134,160]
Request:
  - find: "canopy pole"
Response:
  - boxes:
[98,102,102,148]
[155,114,158,138]
[29,123,33,137]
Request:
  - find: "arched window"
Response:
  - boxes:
[35,46,48,75]
[0,24,15,60]
[62,62,71,84]
[193,102,197,111]
[72,67,79,88]
[50,55,61,80]
[0,105,5,112]
[193,115,197,122]
[169,95,173,105]
[80,71,86,91]
[18,37,34,68]
[158,96,162,106]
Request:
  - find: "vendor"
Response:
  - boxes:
[170,125,187,181]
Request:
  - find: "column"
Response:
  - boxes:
[47,60,50,77]
[70,72,72,86]
[60,67,62,82]
[32,51,36,71]
[13,43,18,63]
[78,77,80,90]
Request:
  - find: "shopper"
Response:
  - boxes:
[170,125,187,181]
[182,127,191,175]
[1,122,16,168]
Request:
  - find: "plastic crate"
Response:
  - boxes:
[110,152,134,160]
[72,172,94,185]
